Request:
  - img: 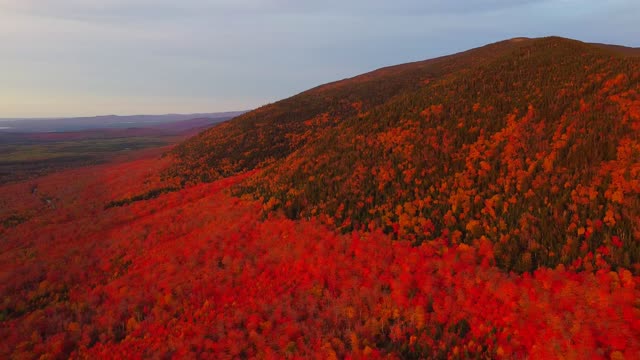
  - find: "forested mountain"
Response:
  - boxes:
[170,37,640,273]
[2,37,639,359]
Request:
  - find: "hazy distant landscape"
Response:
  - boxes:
[0,112,245,133]
[0,112,243,184]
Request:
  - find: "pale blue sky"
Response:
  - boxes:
[1,0,638,117]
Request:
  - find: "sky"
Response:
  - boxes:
[1,0,638,118]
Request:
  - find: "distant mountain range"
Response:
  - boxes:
[0,111,246,133]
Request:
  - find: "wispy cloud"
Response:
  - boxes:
[0,0,547,22]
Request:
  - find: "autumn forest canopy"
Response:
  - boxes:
[1,36,639,359]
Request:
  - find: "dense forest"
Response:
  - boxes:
[2,154,638,359]
[1,37,639,358]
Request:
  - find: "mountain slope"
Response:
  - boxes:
[171,37,640,274]
[168,38,545,182]
[591,43,640,57]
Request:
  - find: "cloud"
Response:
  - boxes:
[1,0,544,23]
[268,0,544,15]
